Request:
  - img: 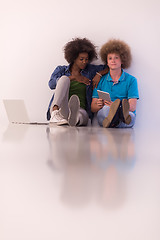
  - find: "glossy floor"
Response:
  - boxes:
[0,123,160,240]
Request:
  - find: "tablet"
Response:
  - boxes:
[97,90,111,102]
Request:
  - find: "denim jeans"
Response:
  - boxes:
[97,105,136,128]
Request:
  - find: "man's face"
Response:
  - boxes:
[107,53,122,70]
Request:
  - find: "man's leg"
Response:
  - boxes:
[116,112,136,128]
[97,99,120,128]
[97,105,110,127]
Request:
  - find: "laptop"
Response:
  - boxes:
[3,99,48,125]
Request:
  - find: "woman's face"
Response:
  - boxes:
[107,53,122,70]
[74,52,89,70]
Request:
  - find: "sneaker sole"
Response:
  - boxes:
[103,99,120,128]
[68,95,80,126]
[122,99,131,124]
[57,120,68,126]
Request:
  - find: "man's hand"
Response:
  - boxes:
[91,98,104,112]
[97,98,104,108]
[104,100,113,106]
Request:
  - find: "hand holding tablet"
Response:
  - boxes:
[97,90,111,102]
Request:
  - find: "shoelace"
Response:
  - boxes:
[55,111,64,121]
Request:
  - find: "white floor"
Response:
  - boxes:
[0,123,160,240]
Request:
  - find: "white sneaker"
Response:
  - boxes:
[68,95,80,126]
[50,110,68,125]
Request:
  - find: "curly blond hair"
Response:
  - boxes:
[100,39,132,69]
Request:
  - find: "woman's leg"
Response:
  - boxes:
[50,76,70,119]
[77,108,89,126]
[68,95,89,126]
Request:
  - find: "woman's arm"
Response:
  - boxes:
[91,98,104,113]
[92,67,109,88]
[48,66,66,89]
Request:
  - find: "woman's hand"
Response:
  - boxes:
[92,68,109,88]
[81,76,91,85]
[92,74,101,88]
[70,74,91,85]
[75,75,91,85]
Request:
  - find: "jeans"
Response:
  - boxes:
[97,105,136,128]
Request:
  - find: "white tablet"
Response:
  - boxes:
[97,90,111,102]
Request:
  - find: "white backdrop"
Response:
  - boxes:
[1,0,160,128]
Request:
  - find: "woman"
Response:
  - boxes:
[91,39,139,128]
[47,37,108,126]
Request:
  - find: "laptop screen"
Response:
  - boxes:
[3,99,30,123]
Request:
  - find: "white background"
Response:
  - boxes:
[0,0,160,128]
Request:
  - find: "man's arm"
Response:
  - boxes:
[91,98,104,113]
[128,98,137,112]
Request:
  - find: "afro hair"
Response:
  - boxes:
[63,37,97,64]
[100,39,132,69]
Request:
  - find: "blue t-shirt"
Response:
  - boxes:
[92,70,139,113]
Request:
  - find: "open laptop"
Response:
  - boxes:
[3,99,48,125]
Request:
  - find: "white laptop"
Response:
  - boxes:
[3,99,48,125]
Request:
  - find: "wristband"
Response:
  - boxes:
[96,72,102,77]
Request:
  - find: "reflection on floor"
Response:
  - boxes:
[0,123,160,240]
